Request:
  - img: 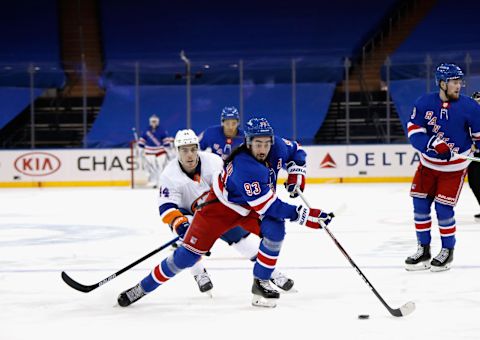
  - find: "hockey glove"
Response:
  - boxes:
[170,216,190,239]
[427,136,453,161]
[294,205,333,229]
[285,161,306,198]
[474,145,480,157]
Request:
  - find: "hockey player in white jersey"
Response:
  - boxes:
[158,129,294,294]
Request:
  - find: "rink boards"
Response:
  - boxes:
[0,144,423,187]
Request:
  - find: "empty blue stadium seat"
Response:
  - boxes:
[100,0,398,83]
[388,0,480,80]
[0,0,64,87]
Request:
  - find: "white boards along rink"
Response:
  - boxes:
[0,144,424,188]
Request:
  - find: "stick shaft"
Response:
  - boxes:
[456,153,480,162]
[297,191,404,317]
[61,236,180,293]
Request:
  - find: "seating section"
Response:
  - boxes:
[0,88,44,130]
[100,0,398,68]
[0,1,64,131]
[92,0,396,146]
[0,0,64,87]
[0,1,60,62]
[384,0,480,134]
[388,0,480,80]
[86,82,335,147]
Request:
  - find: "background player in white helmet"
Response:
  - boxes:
[156,129,294,295]
[467,91,480,221]
[136,114,174,187]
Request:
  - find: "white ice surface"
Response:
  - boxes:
[1,183,480,340]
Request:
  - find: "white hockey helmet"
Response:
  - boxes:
[174,129,199,151]
[149,114,160,127]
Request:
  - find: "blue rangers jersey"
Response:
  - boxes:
[198,125,245,160]
[213,136,306,220]
[407,92,480,172]
[138,127,174,156]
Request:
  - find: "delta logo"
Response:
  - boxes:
[14,152,61,176]
[320,153,336,168]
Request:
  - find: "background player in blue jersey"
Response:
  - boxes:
[117,117,333,308]
[467,91,480,221]
[405,63,480,272]
[198,106,244,160]
[136,114,174,187]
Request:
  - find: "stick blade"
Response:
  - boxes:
[390,301,416,317]
[61,271,96,293]
[399,301,416,316]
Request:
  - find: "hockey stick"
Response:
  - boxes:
[297,190,415,317]
[455,153,480,163]
[61,236,180,293]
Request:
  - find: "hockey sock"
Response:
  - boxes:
[253,237,282,280]
[141,246,199,292]
[141,257,175,293]
[414,213,432,245]
[436,202,456,249]
[413,197,432,245]
[270,269,283,280]
[189,260,206,276]
[231,236,260,261]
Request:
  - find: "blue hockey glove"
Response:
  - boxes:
[284,161,306,198]
[170,216,190,239]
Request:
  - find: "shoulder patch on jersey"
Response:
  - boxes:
[281,138,292,146]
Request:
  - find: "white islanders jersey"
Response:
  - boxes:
[158,151,223,218]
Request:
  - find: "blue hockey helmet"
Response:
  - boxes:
[221,106,240,121]
[435,63,464,86]
[244,117,274,145]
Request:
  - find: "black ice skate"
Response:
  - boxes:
[430,248,454,272]
[270,271,295,292]
[405,244,431,271]
[252,278,280,308]
[474,213,480,223]
[117,283,146,307]
[194,269,213,297]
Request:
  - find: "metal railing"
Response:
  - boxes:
[1,51,480,148]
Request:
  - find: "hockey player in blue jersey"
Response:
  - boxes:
[157,129,294,295]
[405,63,480,272]
[197,107,255,269]
[198,106,244,160]
[117,117,333,308]
[136,114,174,187]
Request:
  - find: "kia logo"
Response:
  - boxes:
[14,152,61,176]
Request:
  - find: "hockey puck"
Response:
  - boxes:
[358,314,370,319]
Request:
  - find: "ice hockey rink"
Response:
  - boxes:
[1,183,480,340]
